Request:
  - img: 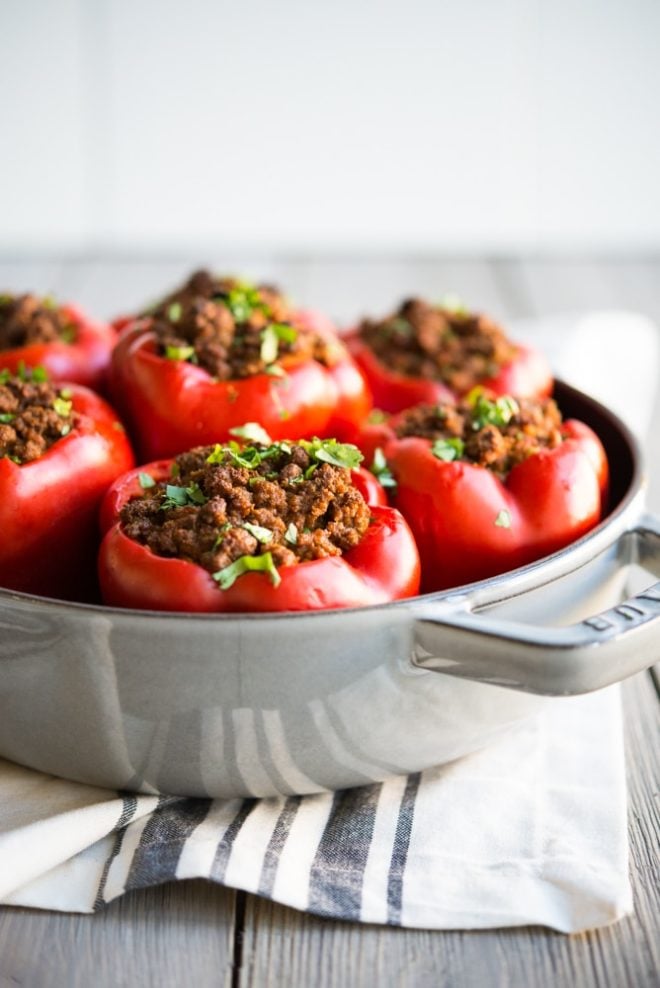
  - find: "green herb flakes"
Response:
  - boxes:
[370,447,397,488]
[431,437,465,462]
[302,438,363,470]
[259,326,279,365]
[53,396,72,418]
[265,364,286,378]
[242,521,273,544]
[161,482,207,510]
[165,344,196,362]
[284,523,298,545]
[225,282,266,323]
[229,422,272,445]
[0,413,15,424]
[468,390,519,430]
[213,551,281,590]
[167,302,183,323]
[138,472,156,489]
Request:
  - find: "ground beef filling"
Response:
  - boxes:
[121,443,371,576]
[395,395,563,476]
[0,294,76,349]
[359,297,518,392]
[147,271,335,379]
[0,376,77,463]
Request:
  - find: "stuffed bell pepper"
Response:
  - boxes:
[99,432,420,612]
[358,390,608,592]
[0,292,116,392]
[347,296,551,414]
[0,367,135,599]
[110,271,371,459]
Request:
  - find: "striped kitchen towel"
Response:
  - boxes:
[0,685,632,932]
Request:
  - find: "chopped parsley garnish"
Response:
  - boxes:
[161,482,208,510]
[301,438,363,469]
[203,437,362,475]
[284,522,298,545]
[0,413,15,424]
[494,509,512,529]
[224,282,268,323]
[138,472,156,489]
[260,326,279,364]
[259,322,297,366]
[265,364,286,377]
[229,422,272,445]
[468,390,519,430]
[370,447,397,489]
[4,362,50,384]
[212,551,281,589]
[167,302,183,323]
[367,408,388,424]
[271,323,297,344]
[31,365,49,383]
[431,437,465,462]
[242,521,273,544]
[165,344,196,362]
[53,396,72,418]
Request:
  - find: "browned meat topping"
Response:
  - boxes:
[0,293,77,349]
[120,438,369,584]
[395,392,563,476]
[145,271,336,379]
[0,371,78,464]
[359,297,518,391]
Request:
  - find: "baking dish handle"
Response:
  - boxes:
[412,513,660,696]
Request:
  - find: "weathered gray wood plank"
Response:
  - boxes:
[0,880,237,988]
[235,672,660,988]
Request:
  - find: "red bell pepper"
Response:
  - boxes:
[0,384,135,600]
[110,296,371,461]
[357,400,608,592]
[98,459,418,612]
[0,301,117,392]
[347,310,552,415]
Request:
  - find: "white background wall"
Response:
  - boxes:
[1,0,659,254]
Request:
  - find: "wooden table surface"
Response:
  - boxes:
[0,257,658,988]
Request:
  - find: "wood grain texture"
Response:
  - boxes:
[0,880,237,988]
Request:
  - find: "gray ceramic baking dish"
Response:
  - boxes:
[0,380,657,798]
